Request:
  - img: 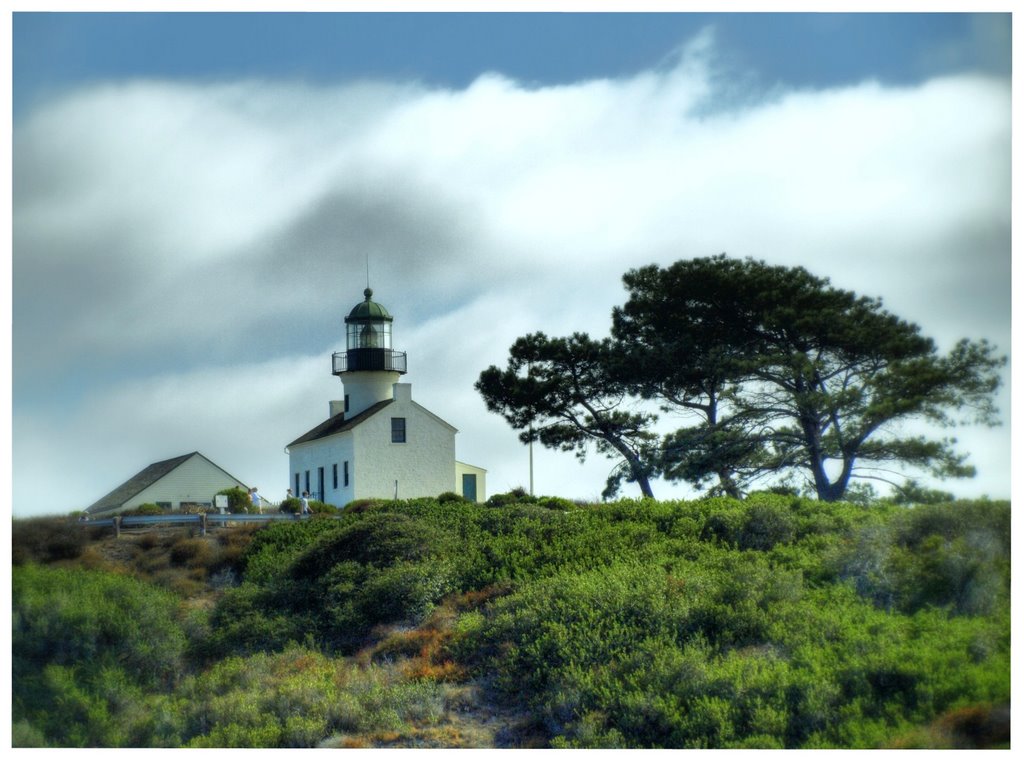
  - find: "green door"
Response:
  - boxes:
[462,473,477,502]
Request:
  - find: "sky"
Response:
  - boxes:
[8,7,1014,517]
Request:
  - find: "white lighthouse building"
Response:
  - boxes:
[286,288,486,505]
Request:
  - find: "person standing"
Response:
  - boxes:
[300,491,311,516]
[248,487,264,514]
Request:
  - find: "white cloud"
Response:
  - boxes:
[13,32,1011,515]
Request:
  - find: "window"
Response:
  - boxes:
[344,461,350,487]
[344,394,350,413]
[305,470,310,493]
[318,467,325,500]
[332,463,338,489]
[391,417,406,443]
[294,473,300,497]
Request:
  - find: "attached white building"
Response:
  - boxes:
[287,288,486,505]
[85,452,248,516]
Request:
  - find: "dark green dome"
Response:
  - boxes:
[346,288,393,322]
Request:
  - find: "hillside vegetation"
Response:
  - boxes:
[11,495,1010,748]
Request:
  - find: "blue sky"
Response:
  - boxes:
[14,12,1010,117]
[10,10,1013,515]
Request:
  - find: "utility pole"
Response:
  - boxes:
[528,361,534,496]
[529,428,534,496]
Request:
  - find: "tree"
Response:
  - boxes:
[612,256,774,497]
[613,255,1005,501]
[476,332,660,498]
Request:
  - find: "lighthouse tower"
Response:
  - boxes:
[286,285,485,505]
[332,288,408,417]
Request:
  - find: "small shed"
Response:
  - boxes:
[84,452,248,517]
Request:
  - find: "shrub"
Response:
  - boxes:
[486,487,537,507]
[309,499,338,515]
[354,560,457,626]
[196,583,312,661]
[13,565,187,688]
[437,491,470,504]
[700,505,747,546]
[538,496,576,511]
[831,501,1011,616]
[11,517,100,565]
[240,519,340,584]
[218,487,252,514]
[125,502,165,516]
[170,537,217,568]
[738,503,796,551]
[179,646,446,747]
[343,498,382,513]
[12,565,190,746]
[11,719,48,748]
[290,513,456,579]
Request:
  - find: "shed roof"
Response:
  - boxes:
[85,452,246,514]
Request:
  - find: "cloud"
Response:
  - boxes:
[13,31,1011,515]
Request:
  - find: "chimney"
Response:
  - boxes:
[393,383,412,403]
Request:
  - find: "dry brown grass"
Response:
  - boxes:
[361,587,506,683]
[340,581,541,749]
[14,520,266,604]
[889,703,1011,749]
[11,517,106,565]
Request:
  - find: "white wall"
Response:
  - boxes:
[342,370,400,417]
[353,397,456,500]
[288,383,460,506]
[289,434,356,506]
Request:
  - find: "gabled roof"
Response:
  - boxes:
[85,451,246,514]
[287,399,395,448]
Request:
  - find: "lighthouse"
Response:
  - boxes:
[331,287,408,418]
[286,286,486,505]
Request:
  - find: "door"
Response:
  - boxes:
[462,473,477,502]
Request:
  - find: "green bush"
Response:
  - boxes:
[126,502,166,516]
[538,496,577,511]
[196,582,314,661]
[240,518,341,584]
[831,502,1010,616]
[12,565,190,746]
[354,560,458,625]
[290,513,456,578]
[217,487,252,514]
[309,499,338,515]
[13,565,186,687]
[447,505,1010,749]
[738,502,796,550]
[486,487,537,507]
[437,491,470,504]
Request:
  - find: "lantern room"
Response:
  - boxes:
[333,288,408,375]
